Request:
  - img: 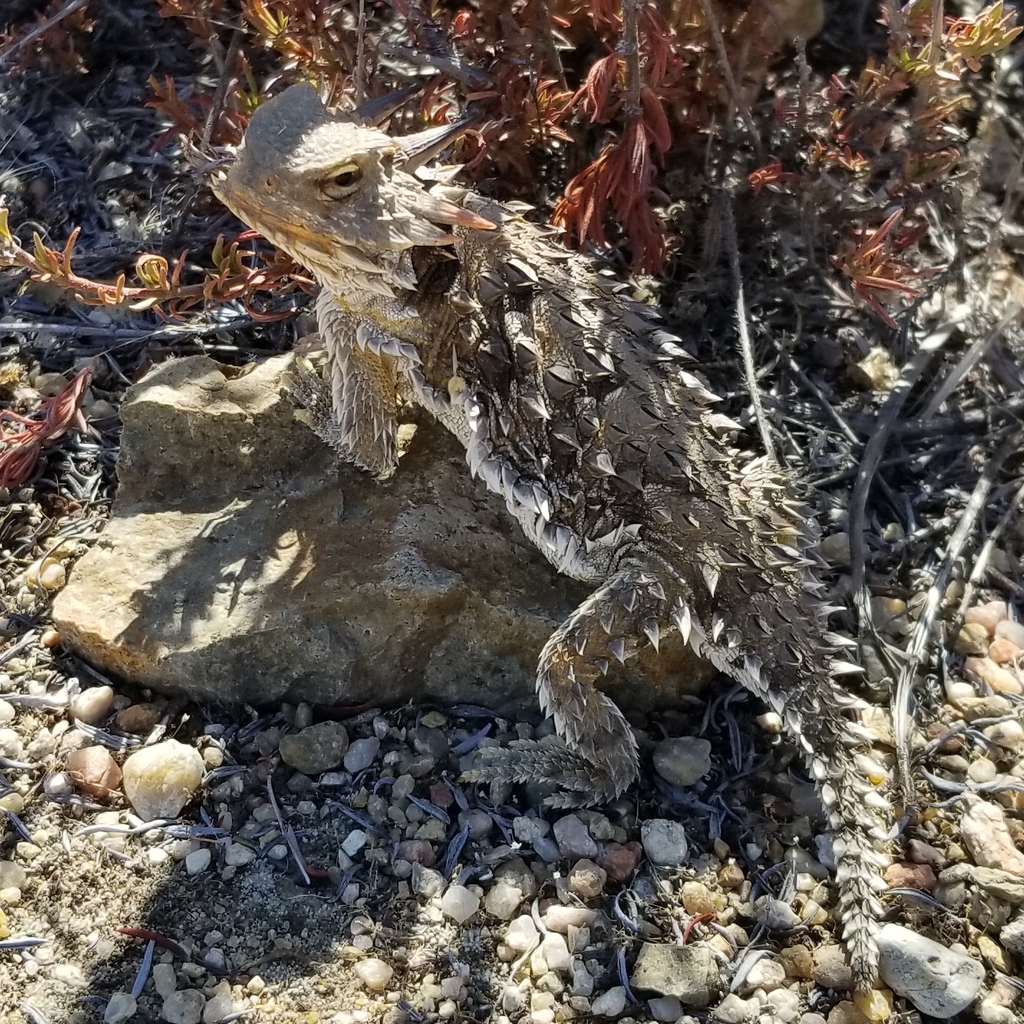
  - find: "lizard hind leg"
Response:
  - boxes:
[467,568,670,807]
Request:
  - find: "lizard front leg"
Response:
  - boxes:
[291,290,402,479]
[467,567,672,807]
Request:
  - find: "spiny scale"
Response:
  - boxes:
[211,84,893,989]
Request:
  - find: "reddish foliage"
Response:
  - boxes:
[0,367,94,490]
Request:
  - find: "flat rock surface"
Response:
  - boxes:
[52,354,712,712]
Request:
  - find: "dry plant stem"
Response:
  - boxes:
[696,0,763,161]
[354,0,367,106]
[0,0,89,64]
[620,0,642,118]
[849,329,950,637]
[954,472,1024,626]
[533,0,568,90]
[796,38,809,135]
[202,26,244,150]
[378,44,490,88]
[716,188,775,466]
[921,303,1022,419]
[893,428,1023,807]
[930,0,944,62]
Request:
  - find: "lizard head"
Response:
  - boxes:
[208,83,494,292]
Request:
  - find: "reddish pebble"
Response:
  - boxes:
[965,601,1008,636]
[396,839,435,867]
[883,861,937,891]
[115,702,164,735]
[964,656,1023,695]
[988,637,1022,665]
[599,841,642,883]
[428,781,454,810]
[66,745,122,798]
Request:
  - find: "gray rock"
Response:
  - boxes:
[52,355,713,711]
[652,737,712,787]
[343,737,380,773]
[553,814,598,860]
[753,896,801,932]
[630,943,721,1007]
[810,944,852,991]
[640,819,689,867]
[877,923,985,1019]
[278,721,349,774]
[1000,913,1024,956]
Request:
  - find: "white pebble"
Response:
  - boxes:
[223,842,256,867]
[539,932,571,973]
[122,740,204,821]
[0,700,14,724]
[161,989,204,1024]
[185,848,212,875]
[103,992,137,1024]
[70,685,114,725]
[505,915,539,951]
[440,884,480,924]
[152,963,177,999]
[342,829,368,856]
[354,957,393,991]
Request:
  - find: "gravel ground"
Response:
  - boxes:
[1,540,1024,1024]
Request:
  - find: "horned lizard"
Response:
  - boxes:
[206,83,892,988]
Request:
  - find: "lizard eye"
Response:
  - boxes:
[321,164,363,199]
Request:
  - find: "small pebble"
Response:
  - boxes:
[115,702,163,735]
[552,814,598,860]
[278,721,349,774]
[963,656,1022,695]
[882,861,937,891]
[161,989,204,1024]
[103,992,137,1024]
[987,636,1022,664]
[483,881,524,920]
[652,736,712,787]
[812,944,853,991]
[968,758,998,783]
[961,796,1024,876]
[122,740,204,821]
[599,841,642,882]
[539,931,571,972]
[877,923,985,1018]
[343,737,380,773]
[591,987,627,1017]
[753,896,800,932]
[440,884,480,924]
[185,848,212,876]
[542,905,596,933]
[354,957,393,991]
[505,915,538,952]
[70,685,114,725]
[965,601,1007,635]
[739,957,785,993]
[66,745,122,798]
[640,818,688,866]
[648,996,683,1022]
[767,987,802,1023]
[713,993,758,1023]
[567,859,606,899]
[994,618,1024,647]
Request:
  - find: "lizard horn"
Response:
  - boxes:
[396,116,477,173]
